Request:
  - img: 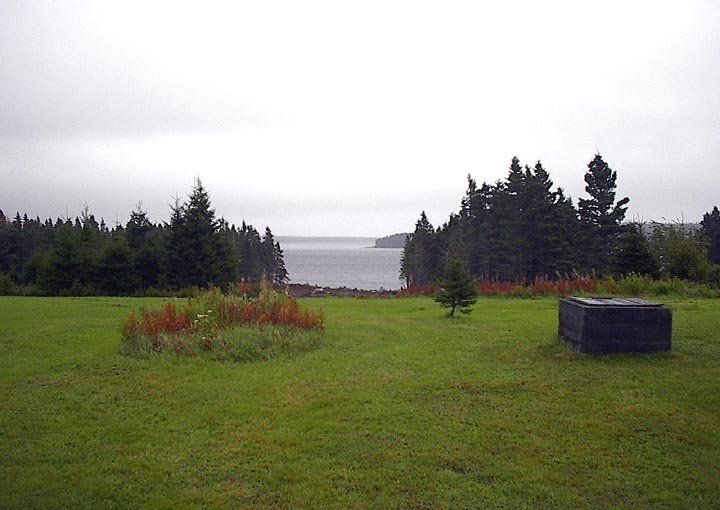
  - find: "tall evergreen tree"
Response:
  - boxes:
[237,221,262,279]
[451,175,479,271]
[445,176,494,279]
[135,231,163,290]
[0,215,21,276]
[399,244,412,289]
[401,211,441,286]
[214,218,239,285]
[701,206,720,265]
[259,227,288,284]
[182,179,221,286]
[522,161,570,280]
[125,203,153,250]
[554,188,580,274]
[96,234,139,295]
[124,203,162,289]
[577,153,629,275]
[273,241,289,284]
[261,227,277,278]
[38,225,84,294]
[469,182,494,279]
[503,157,527,279]
[165,195,188,288]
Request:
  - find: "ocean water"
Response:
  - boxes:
[278,236,404,290]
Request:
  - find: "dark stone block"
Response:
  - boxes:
[558,297,672,354]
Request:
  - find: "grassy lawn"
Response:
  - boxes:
[1,296,719,509]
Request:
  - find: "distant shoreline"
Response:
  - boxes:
[277,235,376,242]
[287,283,399,297]
[276,235,406,249]
[373,233,409,249]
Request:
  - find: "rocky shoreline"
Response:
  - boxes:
[287,283,398,298]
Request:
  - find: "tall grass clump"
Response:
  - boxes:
[120,280,323,361]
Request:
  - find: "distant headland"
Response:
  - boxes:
[374,233,409,248]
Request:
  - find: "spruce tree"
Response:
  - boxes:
[237,222,262,280]
[261,227,288,283]
[75,210,99,288]
[523,161,569,281]
[125,203,153,250]
[470,182,493,279]
[400,211,440,286]
[215,218,239,286]
[125,203,162,289]
[273,241,289,284]
[487,180,515,280]
[38,225,83,294]
[434,258,477,316]
[96,235,139,295]
[444,176,493,280]
[452,175,479,272]
[0,215,21,276]
[500,157,528,279]
[399,237,414,289]
[612,224,660,278]
[440,213,465,273]
[165,195,188,288]
[701,206,720,264]
[554,188,581,274]
[182,179,220,286]
[578,153,629,275]
[134,234,162,290]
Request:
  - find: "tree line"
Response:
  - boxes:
[401,154,720,287]
[0,179,288,295]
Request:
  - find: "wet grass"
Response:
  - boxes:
[1,296,719,508]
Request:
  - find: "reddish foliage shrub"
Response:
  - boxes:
[121,282,323,352]
[480,276,606,297]
[121,303,192,348]
[210,292,323,330]
[234,279,253,298]
[397,276,611,298]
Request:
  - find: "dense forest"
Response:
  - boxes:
[0,179,287,295]
[401,154,720,287]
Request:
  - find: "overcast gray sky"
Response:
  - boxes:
[1,0,719,236]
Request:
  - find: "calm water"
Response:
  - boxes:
[278,237,403,290]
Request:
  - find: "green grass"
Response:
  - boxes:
[1,296,719,509]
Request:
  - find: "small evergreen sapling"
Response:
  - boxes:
[434,258,477,316]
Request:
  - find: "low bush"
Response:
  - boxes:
[606,274,717,298]
[398,275,718,299]
[120,280,323,361]
[396,284,438,297]
[0,274,43,296]
[0,273,12,295]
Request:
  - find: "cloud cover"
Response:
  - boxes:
[1,0,719,235]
